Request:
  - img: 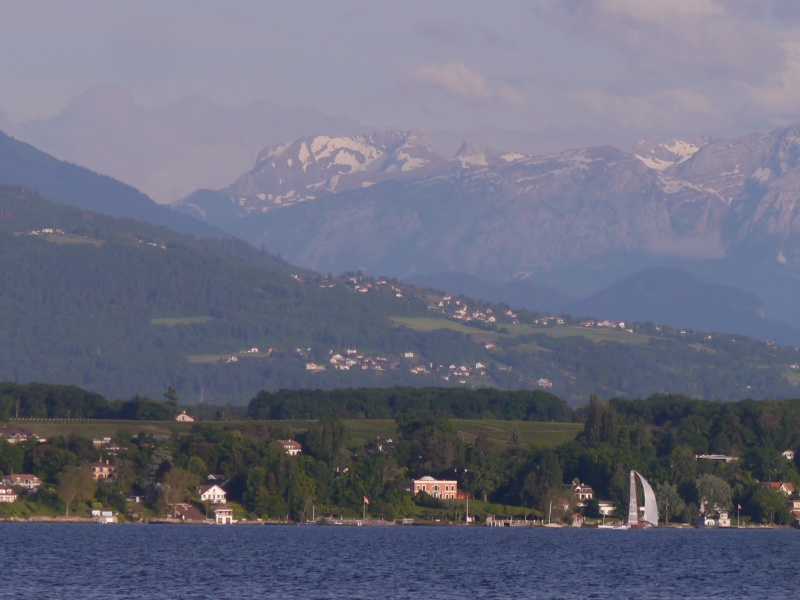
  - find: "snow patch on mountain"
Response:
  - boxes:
[633,138,707,171]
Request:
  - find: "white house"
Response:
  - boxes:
[175,411,195,422]
[199,484,227,505]
[0,485,17,502]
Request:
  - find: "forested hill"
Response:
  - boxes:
[2,184,800,404]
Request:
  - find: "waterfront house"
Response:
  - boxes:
[3,474,40,491]
[215,507,234,524]
[571,514,584,527]
[199,484,227,504]
[410,476,458,500]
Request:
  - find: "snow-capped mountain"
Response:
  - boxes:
[214,130,444,214]
[174,123,800,338]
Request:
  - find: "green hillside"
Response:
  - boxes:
[2,185,800,404]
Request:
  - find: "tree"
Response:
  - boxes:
[57,464,96,516]
[163,387,179,412]
[581,395,619,448]
[161,467,199,517]
[695,474,732,515]
[656,482,685,525]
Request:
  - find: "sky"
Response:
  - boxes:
[4,0,800,200]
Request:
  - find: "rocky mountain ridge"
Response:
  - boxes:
[173,123,800,339]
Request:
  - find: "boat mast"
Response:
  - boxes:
[627,471,639,526]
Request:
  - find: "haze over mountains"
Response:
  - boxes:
[8,97,800,345]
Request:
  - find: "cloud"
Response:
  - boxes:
[404,62,524,106]
[567,88,719,133]
[414,21,516,51]
[549,0,784,85]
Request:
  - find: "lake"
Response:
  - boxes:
[0,524,796,599]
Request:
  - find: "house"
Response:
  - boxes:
[762,481,795,497]
[277,439,302,456]
[571,513,584,527]
[0,485,17,502]
[410,476,458,500]
[573,482,594,502]
[716,511,731,527]
[783,449,796,461]
[215,507,234,525]
[90,461,116,481]
[199,484,227,505]
[788,498,800,521]
[3,474,41,491]
[175,411,195,422]
[207,474,227,485]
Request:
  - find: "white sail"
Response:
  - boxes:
[635,471,659,527]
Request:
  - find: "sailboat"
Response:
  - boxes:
[598,470,658,529]
[626,470,658,529]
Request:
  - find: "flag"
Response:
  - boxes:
[364,496,370,505]
[737,503,742,510]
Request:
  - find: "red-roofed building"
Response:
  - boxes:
[277,439,302,456]
[763,481,795,497]
[3,474,40,491]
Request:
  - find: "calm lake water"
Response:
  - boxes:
[0,524,796,599]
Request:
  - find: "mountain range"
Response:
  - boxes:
[174,124,800,345]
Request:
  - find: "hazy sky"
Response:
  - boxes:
[5,0,800,146]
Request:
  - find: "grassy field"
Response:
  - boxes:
[151,316,215,327]
[391,316,654,346]
[10,418,580,450]
[43,233,104,247]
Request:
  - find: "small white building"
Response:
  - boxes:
[175,411,195,422]
[91,509,118,524]
[215,507,234,525]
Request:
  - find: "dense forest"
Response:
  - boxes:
[3,185,800,405]
[247,387,571,421]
